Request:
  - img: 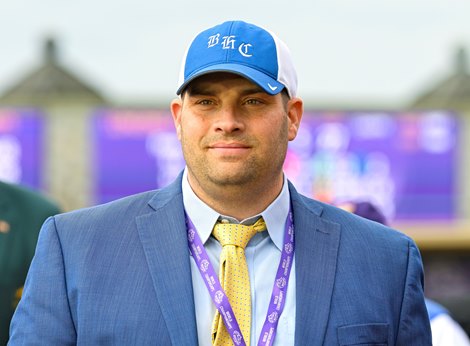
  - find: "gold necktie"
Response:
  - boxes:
[211,218,267,346]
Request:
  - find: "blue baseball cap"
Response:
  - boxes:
[176,20,298,98]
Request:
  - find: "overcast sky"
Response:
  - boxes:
[1,0,470,106]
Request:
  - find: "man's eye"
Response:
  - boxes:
[197,99,213,105]
[245,99,262,105]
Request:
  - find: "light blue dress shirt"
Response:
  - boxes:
[182,169,296,346]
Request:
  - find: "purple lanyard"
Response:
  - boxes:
[186,207,295,346]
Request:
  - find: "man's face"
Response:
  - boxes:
[171,72,302,195]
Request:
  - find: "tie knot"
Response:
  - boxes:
[212,217,266,249]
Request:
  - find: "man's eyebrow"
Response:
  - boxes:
[185,85,213,96]
[185,84,268,98]
[240,87,266,96]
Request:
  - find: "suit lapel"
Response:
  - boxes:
[290,187,341,346]
[135,178,341,345]
[136,179,198,345]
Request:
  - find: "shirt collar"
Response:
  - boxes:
[182,168,290,251]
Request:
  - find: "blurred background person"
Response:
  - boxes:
[337,200,470,346]
[0,180,61,345]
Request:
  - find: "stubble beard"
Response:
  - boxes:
[181,118,289,195]
[183,139,263,189]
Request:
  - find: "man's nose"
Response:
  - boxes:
[214,106,245,133]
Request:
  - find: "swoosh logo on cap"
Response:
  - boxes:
[268,83,278,91]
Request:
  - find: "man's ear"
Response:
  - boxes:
[170,98,183,140]
[286,97,303,141]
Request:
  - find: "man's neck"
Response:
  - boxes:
[187,173,284,220]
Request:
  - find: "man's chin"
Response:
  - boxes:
[207,171,256,187]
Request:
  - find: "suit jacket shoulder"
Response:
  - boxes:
[288,182,432,345]
[9,174,198,345]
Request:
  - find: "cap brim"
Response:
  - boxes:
[176,63,285,95]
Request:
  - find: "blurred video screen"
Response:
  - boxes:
[0,109,44,189]
[92,109,458,221]
[92,109,185,204]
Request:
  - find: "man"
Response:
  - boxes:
[0,181,61,345]
[9,20,431,345]
[338,200,470,346]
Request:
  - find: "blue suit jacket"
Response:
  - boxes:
[9,176,431,345]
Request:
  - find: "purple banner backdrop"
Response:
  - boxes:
[0,109,44,189]
[92,109,185,204]
[285,110,458,221]
[92,109,457,221]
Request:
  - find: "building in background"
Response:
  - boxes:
[408,46,470,336]
[0,38,107,211]
[411,46,470,221]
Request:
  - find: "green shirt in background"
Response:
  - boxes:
[0,181,61,346]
